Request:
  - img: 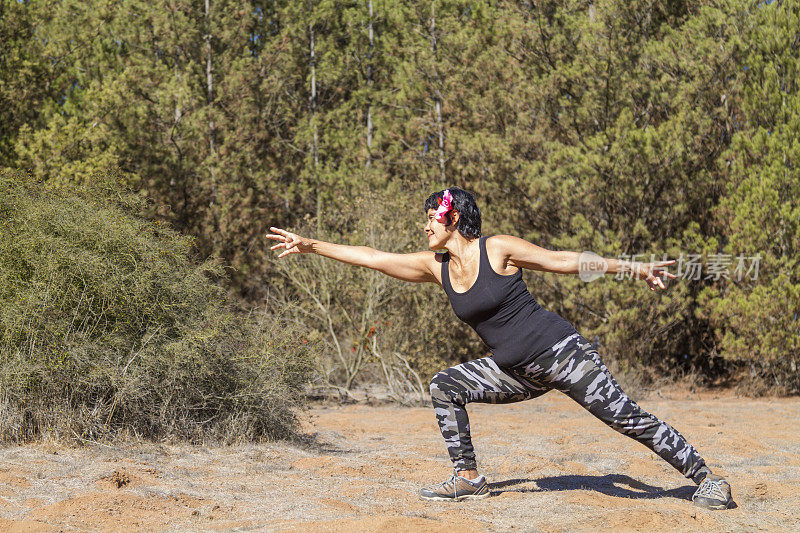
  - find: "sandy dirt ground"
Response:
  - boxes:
[1,389,799,532]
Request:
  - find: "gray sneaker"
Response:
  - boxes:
[692,474,733,510]
[419,472,490,501]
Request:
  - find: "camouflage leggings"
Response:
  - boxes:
[430,333,706,479]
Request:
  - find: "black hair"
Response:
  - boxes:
[424,186,481,239]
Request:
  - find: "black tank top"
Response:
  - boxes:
[441,235,578,368]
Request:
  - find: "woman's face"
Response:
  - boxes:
[424,209,449,249]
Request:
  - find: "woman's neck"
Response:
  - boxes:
[445,234,479,270]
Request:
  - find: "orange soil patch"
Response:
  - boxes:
[0,390,798,531]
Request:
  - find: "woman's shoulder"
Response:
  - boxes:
[484,235,524,275]
[484,234,517,253]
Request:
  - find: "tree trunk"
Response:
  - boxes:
[309,18,321,232]
[205,0,215,154]
[204,0,217,206]
[365,0,374,170]
[429,2,446,184]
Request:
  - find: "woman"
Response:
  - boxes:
[266,187,733,510]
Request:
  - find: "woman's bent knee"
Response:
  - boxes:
[429,371,448,398]
[429,370,466,405]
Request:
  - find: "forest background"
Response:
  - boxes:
[0,0,798,444]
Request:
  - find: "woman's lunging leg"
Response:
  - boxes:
[429,357,548,471]
[518,334,707,479]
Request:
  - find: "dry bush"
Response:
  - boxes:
[0,169,315,443]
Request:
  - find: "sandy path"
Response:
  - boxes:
[1,390,799,532]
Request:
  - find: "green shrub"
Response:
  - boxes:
[0,169,314,443]
[696,3,800,394]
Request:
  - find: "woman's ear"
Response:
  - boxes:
[448,209,460,228]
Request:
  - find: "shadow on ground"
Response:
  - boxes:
[294,431,357,455]
[490,474,696,501]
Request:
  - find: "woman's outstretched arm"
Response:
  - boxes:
[266,227,438,284]
[491,234,676,291]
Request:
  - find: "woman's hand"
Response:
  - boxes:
[635,260,677,291]
[266,227,314,258]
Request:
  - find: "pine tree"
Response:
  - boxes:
[0,0,69,166]
[701,0,800,392]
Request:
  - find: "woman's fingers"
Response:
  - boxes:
[269,226,288,236]
[649,274,665,288]
[267,226,292,258]
[637,260,678,291]
[267,227,301,251]
[274,242,295,256]
[278,247,298,259]
[653,264,676,275]
[647,260,678,289]
[273,234,303,258]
